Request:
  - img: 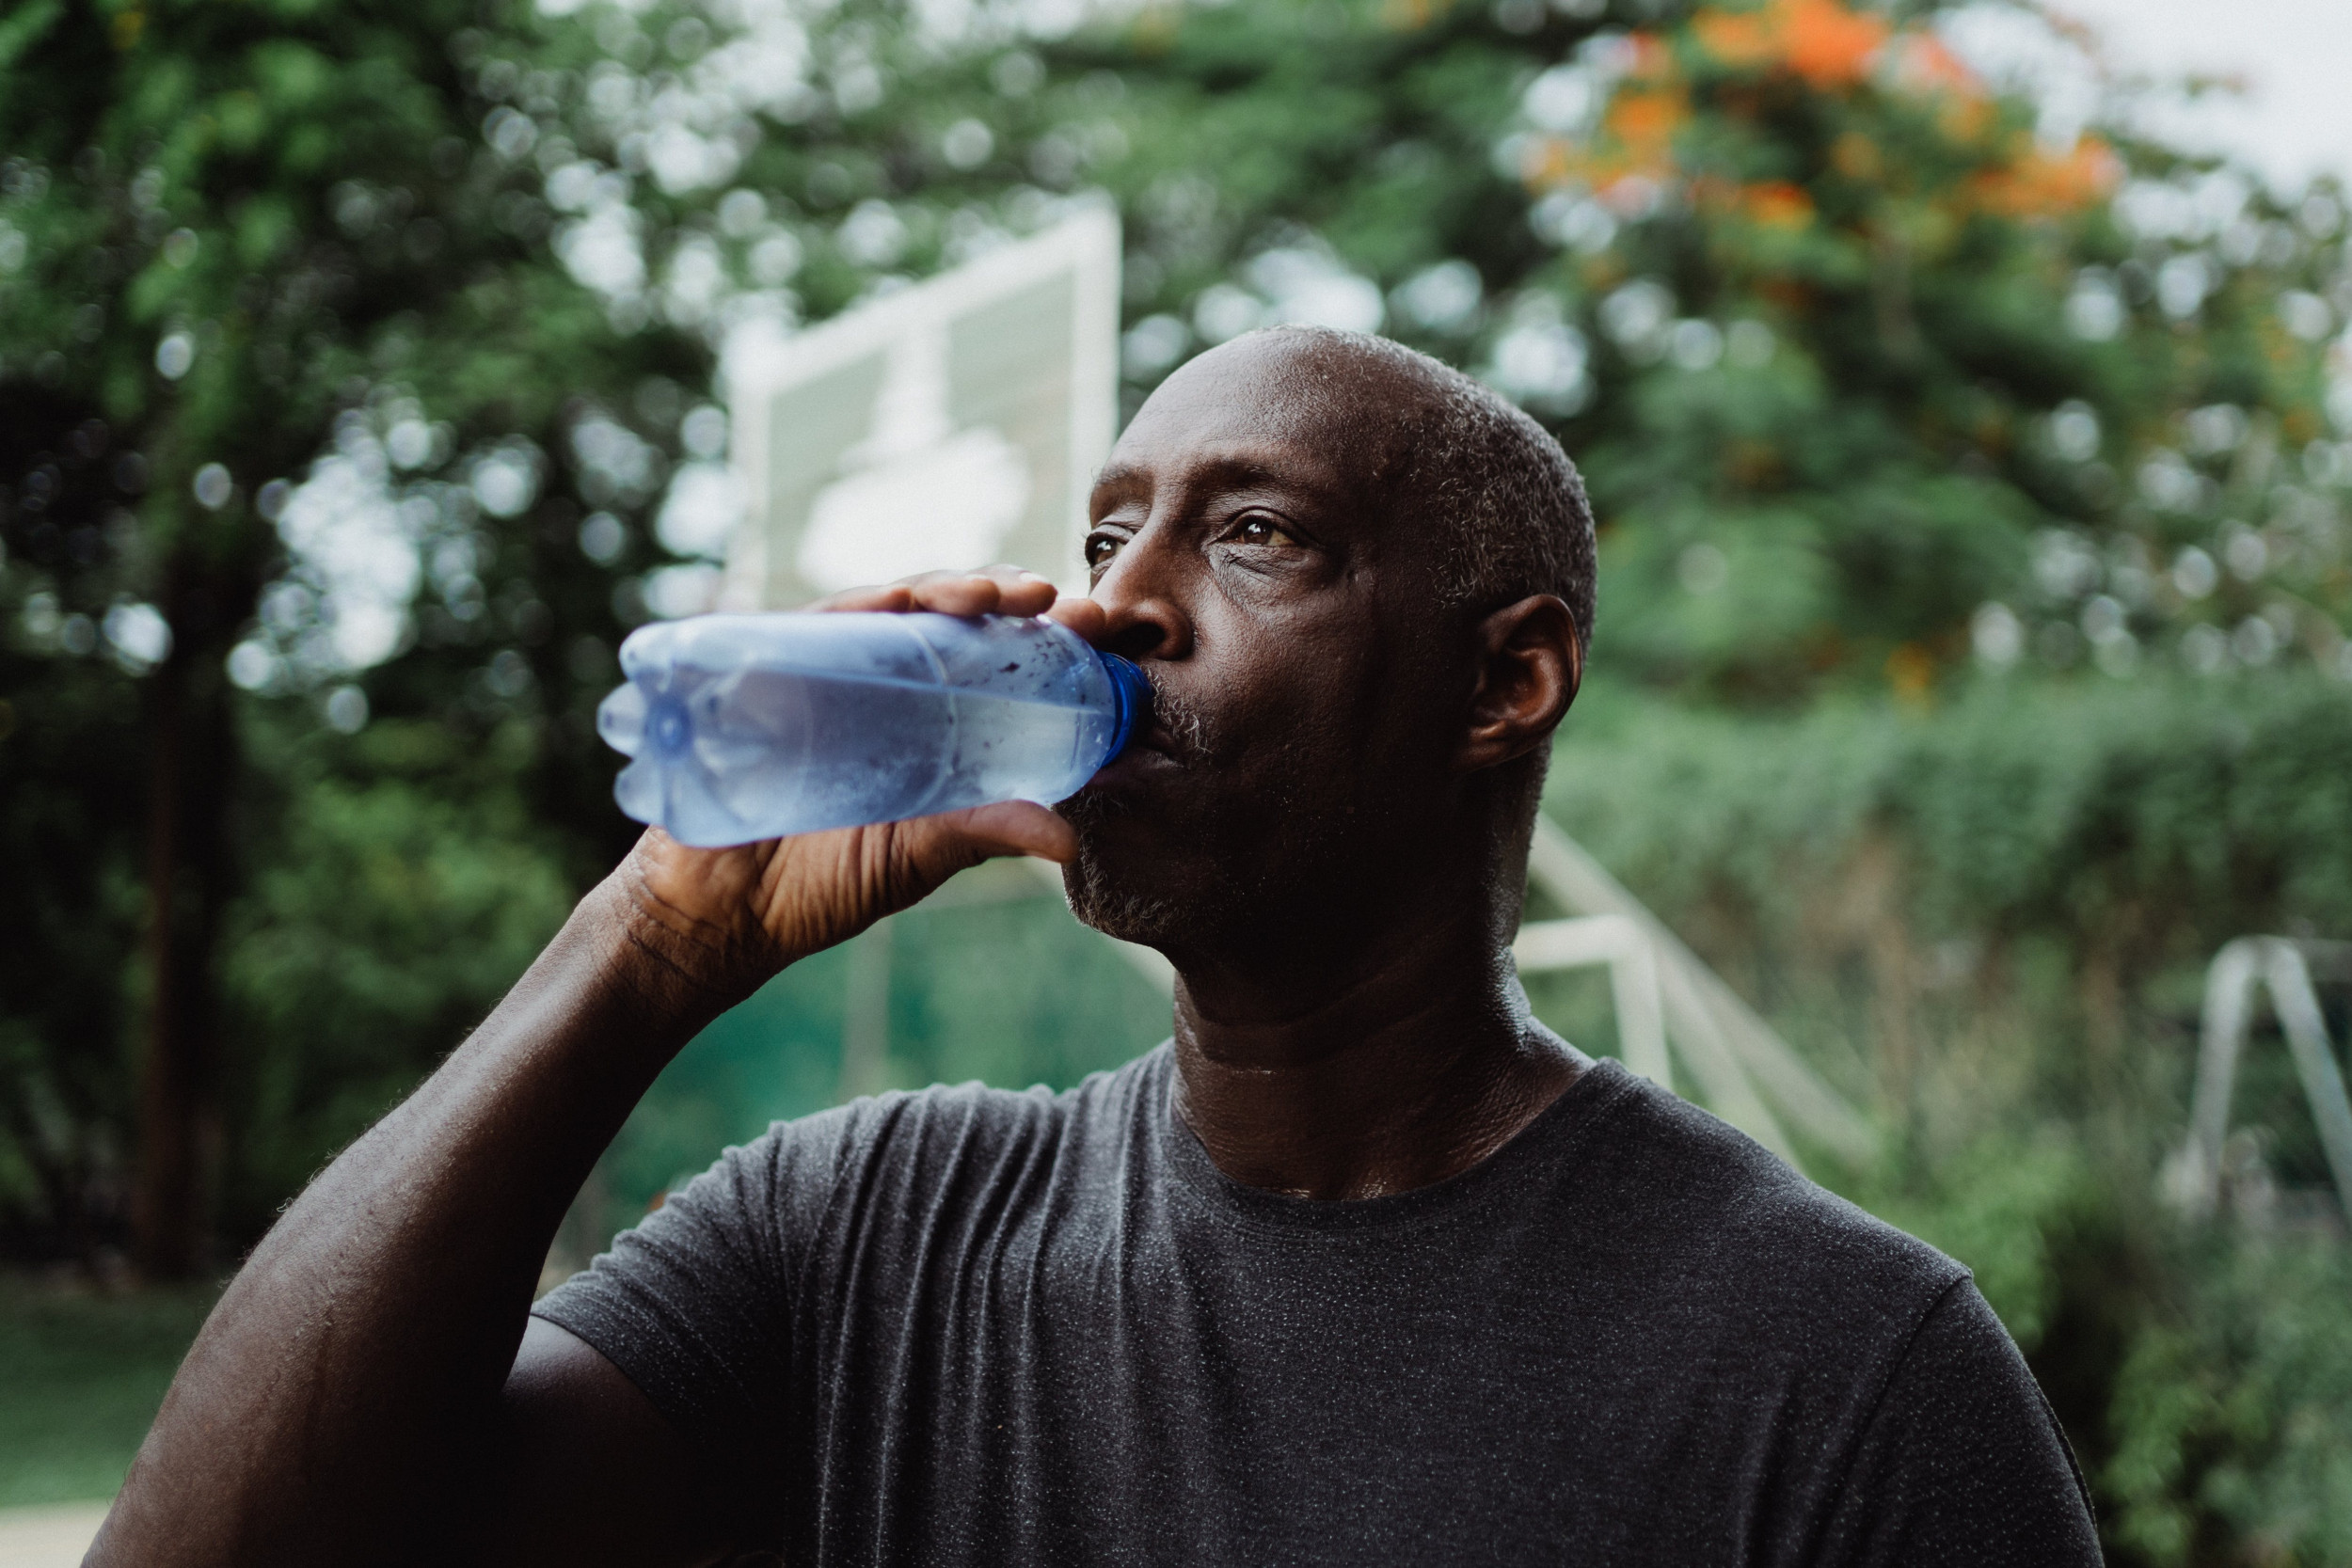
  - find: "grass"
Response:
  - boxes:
[0,1275,218,1508]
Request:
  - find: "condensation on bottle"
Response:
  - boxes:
[596,612,1152,847]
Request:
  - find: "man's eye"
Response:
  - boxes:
[1085,533,1122,568]
[1232,515,1296,547]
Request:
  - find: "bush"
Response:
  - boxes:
[1542,668,2352,1564]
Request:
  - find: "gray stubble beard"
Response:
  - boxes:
[1055,791,1232,949]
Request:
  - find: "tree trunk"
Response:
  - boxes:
[132,566,239,1280]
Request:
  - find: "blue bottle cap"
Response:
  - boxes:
[1099,652,1152,759]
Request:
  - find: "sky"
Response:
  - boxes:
[2046,0,2352,192]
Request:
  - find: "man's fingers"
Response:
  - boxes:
[977,568,1060,617]
[1043,595,1108,645]
[907,800,1079,870]
[901,567,1048,618]
[806,583,914,612]
[808,568,1062,620]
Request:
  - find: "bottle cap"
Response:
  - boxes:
[1099,652,1152,759]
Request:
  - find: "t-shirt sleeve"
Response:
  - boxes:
[532,1105,856,1486]
[1808,1277,2102,1567]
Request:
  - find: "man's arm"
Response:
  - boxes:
[88,569,1096,1568]
[470,1319,723,1567]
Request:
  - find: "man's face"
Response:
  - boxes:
[1057,335,1470,954]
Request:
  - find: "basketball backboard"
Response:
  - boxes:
[720,204,1120,610]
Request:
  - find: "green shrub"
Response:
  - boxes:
[1544,670,2352,1565]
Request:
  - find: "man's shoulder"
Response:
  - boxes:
[1565,1065,1967,1329]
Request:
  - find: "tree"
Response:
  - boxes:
[1060,0,2352,696]
[0,0,681,1273]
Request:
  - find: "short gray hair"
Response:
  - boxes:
[1261,325,1597,656]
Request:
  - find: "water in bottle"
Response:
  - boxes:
[596,611,1152,847]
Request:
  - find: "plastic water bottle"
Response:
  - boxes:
[596,612,1152,847]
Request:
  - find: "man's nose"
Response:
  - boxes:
[1090,521,1194,664]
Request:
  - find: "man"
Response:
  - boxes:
[96,327,2100,1566]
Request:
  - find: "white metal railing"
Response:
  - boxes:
[1517,819,1878,1172]
[2163,936,2352,1225]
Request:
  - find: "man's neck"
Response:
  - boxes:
[1167,905,1583,1201]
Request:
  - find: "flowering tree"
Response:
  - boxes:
[1066,0,2352,697]
[547,0,2352,695]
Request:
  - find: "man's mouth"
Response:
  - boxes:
[1140,685,1214,766]
[1089,737,1181,789]
[1078,681,1211,795]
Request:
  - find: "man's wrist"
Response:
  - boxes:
[576,867,783,1024]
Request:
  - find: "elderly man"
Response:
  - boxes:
[97,328,2100,1566]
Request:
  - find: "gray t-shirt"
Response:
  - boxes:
[536,1047,2099,1565]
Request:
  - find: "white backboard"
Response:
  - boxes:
[720,205,1121,610]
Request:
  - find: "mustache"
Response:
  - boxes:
[1142,683,1215,767]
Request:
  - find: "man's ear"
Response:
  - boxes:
[1456,594,1581,773]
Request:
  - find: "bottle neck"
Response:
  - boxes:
[1099,652,1152,758]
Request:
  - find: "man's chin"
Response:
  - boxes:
[1056,787,1240,950]
[1057,832,1204,948]
[1060,863,1190,947]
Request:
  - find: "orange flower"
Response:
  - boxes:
[1831,132,1882,180]
[1692,0,1888,89]
[1885,642,1935,704]
[1689,174,1740,212]
[1937,93,1994,145]
[1693,8,1775,69]
[1605,85,1689,160]
[1515,135,1567,186]
[1970,135,2121,218]
[1378,0,1448,30]
[1781,0,1888,87]
[1625,31,1677,80]
[1521,35,1692,198]
[1746,181,1815,226]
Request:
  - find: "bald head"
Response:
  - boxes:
[1164,325,1597,657]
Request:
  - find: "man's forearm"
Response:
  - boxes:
[90,879,750,1567]
[88,576,1082,1565]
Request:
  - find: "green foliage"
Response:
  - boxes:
[218,717,578,1227]
[1547,669,2352,980]
[0,1276,219,1507]
[0,0,696,1261]
[1048,0,2352,696]
[2106,1233,2352,1565]
[0,633,147,1255]
[1854,1129,2091,1356]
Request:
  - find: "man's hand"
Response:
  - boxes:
[601,566,1112,1006]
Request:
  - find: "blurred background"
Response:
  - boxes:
[5,0,2352,1559]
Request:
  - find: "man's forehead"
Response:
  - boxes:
[1102,333,1425,499]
